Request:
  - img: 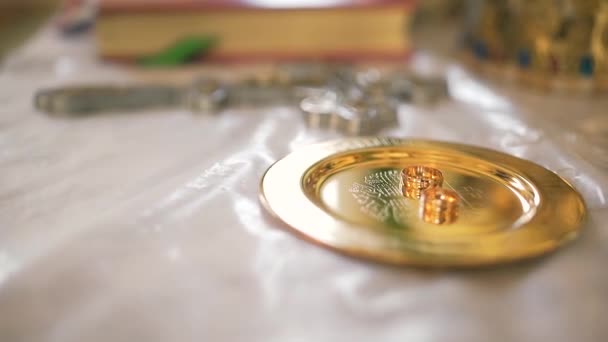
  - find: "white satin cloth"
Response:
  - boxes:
[0,26,607,342]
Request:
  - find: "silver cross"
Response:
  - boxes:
[34,64,449,136]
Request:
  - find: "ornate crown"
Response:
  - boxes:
[463,0,608,91]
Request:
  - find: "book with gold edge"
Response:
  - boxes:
[96,0,414,62]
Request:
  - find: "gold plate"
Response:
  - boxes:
[259,138,586,267]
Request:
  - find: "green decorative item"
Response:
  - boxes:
[138,36,218,67]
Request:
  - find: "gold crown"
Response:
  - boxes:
[464,0,608,90]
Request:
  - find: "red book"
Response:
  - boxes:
[97,0,414,62]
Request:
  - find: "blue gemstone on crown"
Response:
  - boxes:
[473,40,488,60]
[579,55,594,77]
[517,49,531,68]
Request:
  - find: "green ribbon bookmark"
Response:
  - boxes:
[138,35,218,67]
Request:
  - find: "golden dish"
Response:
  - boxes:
[259,138,586,267]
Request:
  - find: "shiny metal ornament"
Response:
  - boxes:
[410,75,449,104]
[259,138,586,267]
[334,101,380,136]
[299,91,399,136]
[186,78,228,114]
[300,91,340,130]
[34,85,182,115]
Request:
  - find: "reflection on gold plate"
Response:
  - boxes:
[259,138,586,267]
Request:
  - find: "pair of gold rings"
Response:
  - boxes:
[401,166,459,225]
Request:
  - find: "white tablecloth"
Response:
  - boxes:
[1,26,607,342]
